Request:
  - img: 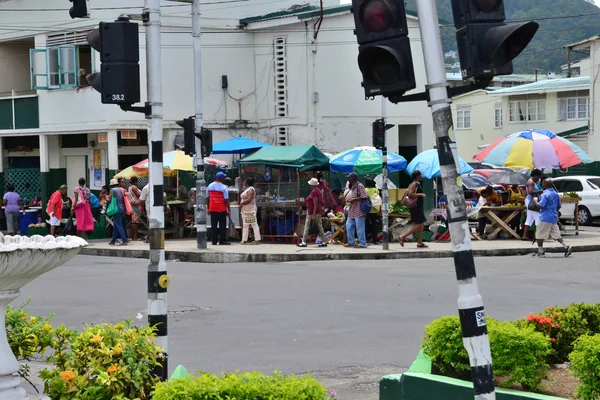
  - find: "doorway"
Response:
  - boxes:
[66,156,87,193]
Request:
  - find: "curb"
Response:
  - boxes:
[79,243,600,263]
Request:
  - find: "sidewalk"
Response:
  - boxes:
[80,228,600,263]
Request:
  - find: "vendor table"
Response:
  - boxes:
[480,206,525,240]
[167,200,188,238]
[329,217,345,241]
[560,197,580,236]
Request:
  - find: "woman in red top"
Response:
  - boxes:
[297,178,327,248]
[47,185,68,236]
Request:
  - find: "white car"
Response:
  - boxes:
[552,176,600,225]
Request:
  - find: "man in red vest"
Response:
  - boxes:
[207,172,231,245]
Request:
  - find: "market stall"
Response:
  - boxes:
[560,193,581,235]
[479,205,526,240]
[237,145,330,241]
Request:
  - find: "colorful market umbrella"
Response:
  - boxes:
[329,146,407,175]
[405,149,473,179]
[474,129,592,169]
[133,150,228,172]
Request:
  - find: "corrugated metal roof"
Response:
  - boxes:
[240,3,417,25]
[488,76,590,95]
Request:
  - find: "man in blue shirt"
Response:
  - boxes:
[533,178,572,257]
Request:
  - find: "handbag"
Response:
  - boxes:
[106,196,118,217]
[123,189,133,215]
[75,187,86,207]
[401,191,418,208]
[358,186,372,214]
[528,198,540,212]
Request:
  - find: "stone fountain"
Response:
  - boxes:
[0,234,87,400]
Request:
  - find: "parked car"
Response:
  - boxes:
[552,176,600,226]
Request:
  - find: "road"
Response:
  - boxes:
[19,252,600,399]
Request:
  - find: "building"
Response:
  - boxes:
[0,0,434,202]
[451,77,590,163]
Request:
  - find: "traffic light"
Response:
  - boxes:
[86,17,141,105]
[451,0,539,80]
[69,0,87,19]
[199,128,213,158]
[372,119,395,150]
[351,0,416,98]
[177,117,195,156]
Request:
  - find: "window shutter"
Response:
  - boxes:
[557,98,567,121]
[29,49,49,90]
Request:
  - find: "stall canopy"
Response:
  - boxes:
[237,145,329,172]
[212,137,271,154]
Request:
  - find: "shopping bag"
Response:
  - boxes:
[106,197,118,217]
[123,189,133,215]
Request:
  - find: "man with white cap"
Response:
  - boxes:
[207,172,231,245]
[297,177,327,248]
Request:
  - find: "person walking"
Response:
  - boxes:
[207,172,231,245]
[365,178,382,245]
[399,170,428,248]
[107,179,129,246]
[127,177,143,241]
[72,178,95,239]
[3,184,25,235]
[522,169,543,240]
[532,178,572,258]
[344,172,368,248]
[240,178,261,245]
[47,185,68,236]
[298,177,327,248]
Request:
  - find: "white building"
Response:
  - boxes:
[451,77,591,163]
[0,0,434,201]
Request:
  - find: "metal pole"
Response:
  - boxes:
[192,0,207,249]
[381,97,389,250]
[415,0,495,398]
[144,0,168,380]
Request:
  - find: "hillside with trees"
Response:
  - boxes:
[405,0,600,73]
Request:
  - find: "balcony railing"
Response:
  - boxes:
[0,91,39,130]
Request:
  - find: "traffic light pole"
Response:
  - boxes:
[144,0,168,381]
[192,0,208,250]
[415,0,495,398]
[381,98,389,251]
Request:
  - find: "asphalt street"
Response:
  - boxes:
[19,252,600,399]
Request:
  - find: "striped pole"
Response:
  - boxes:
[144,0,168,380]
[414,0,495,398]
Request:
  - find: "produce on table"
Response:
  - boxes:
[564,192,580,198]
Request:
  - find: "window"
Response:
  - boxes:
[456,105,471,129]
[558,97,589,120]
[508,100,546,122]
[561,179,583,192]
[29,30,96,90]
[494,102,503,128]
[587,179,600,190]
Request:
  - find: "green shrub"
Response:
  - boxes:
[489,322,550,391]
[151,370,335,400]
[40,321,162,400]
[569,334,600,400]
[422,316,550,391]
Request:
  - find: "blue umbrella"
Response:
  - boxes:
[405,149,473,179]
[330,146,407,174]
[212,137,271,154]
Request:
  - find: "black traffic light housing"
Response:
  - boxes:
[451,0,539,80]
[177,117,213,158]
[372,119,395,150]
[351,0,416,99]
[87,17,141,105]
[69,0,88,19]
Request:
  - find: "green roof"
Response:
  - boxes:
[557,125,589,138]
[240,4,417,25]
[237,145,330,171]
[489,77,590,95]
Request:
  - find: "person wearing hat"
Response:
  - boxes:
[344,172,368,248]
[47,184,68,236]
[297,177,327,248]
[107,178,129,245]
[207,172,231,245]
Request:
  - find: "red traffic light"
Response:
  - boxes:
[360,0,395,33]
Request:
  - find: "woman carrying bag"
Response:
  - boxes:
[399,170,428,248]
[72,178,95,239]
[106,179,131,246]
[240,178,261,245]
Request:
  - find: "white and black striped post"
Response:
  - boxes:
[381,97,389,250]
[144,0,169,380]
[415,0,495,398]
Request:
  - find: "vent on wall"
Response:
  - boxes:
[276,127,290,146]
[47,30,92,47]
[273,37,289,119]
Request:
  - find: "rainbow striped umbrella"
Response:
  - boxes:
[474,129,592,170]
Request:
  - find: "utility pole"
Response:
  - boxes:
[144,0,169,381]
[415,0,495,398]
[192,0,207,249]
[381,97,389,250]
